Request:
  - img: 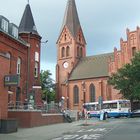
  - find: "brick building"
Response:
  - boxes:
[56,0,140,110]
[0,4,42,119]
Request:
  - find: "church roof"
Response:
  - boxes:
[19,4,39,35]
[58,0,85,42]
[69,52,114,80]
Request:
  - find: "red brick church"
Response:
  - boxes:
[0,3,42,120]
[56,0,140,110]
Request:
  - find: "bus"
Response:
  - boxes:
[84,100,131,118]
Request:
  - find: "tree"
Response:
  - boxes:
[108,52,140,110]
[40,70,56,103]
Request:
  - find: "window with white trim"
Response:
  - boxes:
[17,57,21,75]
[12,26,18,38]
[34,62,38,78]
[35,52,39,62]
[1,18,8,32]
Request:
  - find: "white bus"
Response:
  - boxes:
[84,100,131,118]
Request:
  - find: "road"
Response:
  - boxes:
[52,118,140,140]
[0,118,140,140]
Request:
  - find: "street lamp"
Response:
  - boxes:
[41,40,48,44]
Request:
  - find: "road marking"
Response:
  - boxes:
[77,128,108,133]
[76,134,102,140]
[52,127,115,140]
[52,134,103,140]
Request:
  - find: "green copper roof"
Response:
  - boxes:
[69,52,114,80]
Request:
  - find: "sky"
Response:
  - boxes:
[1,0,140,80]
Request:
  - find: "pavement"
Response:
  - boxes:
[0,118,102,140]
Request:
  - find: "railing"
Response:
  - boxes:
[8,101,79,121]
[8,101,61,114]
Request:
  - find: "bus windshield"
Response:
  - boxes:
[119,101,130,108]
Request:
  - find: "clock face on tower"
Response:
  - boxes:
[63,61,69,68]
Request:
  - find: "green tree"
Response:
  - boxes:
[108,52,140,110]
[40,70,55,103]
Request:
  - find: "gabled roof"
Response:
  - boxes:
[58,0,85,42]
[69,53,114,80]
[19,4,39,35]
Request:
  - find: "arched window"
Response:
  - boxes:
[73,85,79,104]
[66,46,70,57]
[130,34,136,45]
[17,57,21,75]
[89,84,95,102]
[6,52,11,73]
[64,34,67,41]
[80,47,83,57]
[79,34,81,42]
[132,47,136,56]
[77,46,79,57]
[61,47,65,58]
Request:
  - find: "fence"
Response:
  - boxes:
[8,101,61,114]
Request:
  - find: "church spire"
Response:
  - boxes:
[19,3,39,35]
[58,0,84,39]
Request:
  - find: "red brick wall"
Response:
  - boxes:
[56,27,86,101]
[65,77,109,110]
[108,27,140,99]
[0,54,10,119]
[0,32,28,104]
[19,33,42,105]
[0,31,42,107]
[8,111,64,128]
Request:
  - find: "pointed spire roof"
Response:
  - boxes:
[58,0,85,40]
[19,4,39,35]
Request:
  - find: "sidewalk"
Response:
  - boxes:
[0,118,100,140]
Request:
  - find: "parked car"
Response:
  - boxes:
[130,109,140,117]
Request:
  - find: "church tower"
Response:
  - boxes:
[19,3,42,104]
[56,0,86,101]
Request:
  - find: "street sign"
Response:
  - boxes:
[4,75,19,86]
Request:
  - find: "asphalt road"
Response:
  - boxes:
[0,118,140,140]
[52,118,140,140]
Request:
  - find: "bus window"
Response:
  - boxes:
[120,102,130,108]
[109,103,117,109]
[102,103,109,109]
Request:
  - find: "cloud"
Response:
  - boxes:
[1,0,140,78]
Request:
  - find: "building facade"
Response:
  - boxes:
[56,0,140,110]
[0,4,42,119]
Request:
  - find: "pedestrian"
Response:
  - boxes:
[78,110,82,120]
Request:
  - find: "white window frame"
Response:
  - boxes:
[17,57,21,75]
[35,52,39,62]
[34,62,38,78]
[1,19,8,32]
[12,26,18,38]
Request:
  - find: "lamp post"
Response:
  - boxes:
[66,81,69,109]
[26,32,32,100]
[40,40,48,104]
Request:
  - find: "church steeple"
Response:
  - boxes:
[58,0,86,42]
[56,0,86,102]
[19,4,39,35]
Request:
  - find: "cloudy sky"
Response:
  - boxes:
[1,0,140,80]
